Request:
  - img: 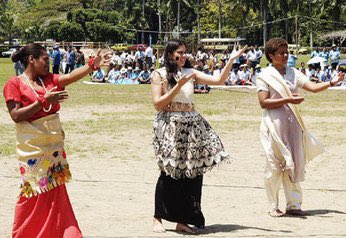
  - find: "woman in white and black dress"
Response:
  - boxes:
[151,39,246,234]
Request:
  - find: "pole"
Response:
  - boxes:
[295,15,298,50]
[158,0,161,42]
[309,0,313,49]
[262,2,267,46]
[218,0,222,38]
[177,0,180,39]
[197,0,200,44]
[142,0,145,44]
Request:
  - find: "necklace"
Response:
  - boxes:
[22,73,52,112]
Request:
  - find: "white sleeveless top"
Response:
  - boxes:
[155,67,195,103]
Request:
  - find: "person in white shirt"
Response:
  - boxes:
[255,45,263,64]
[120,51,127,63]
[213,63,222,77]
[145,45,153,68]
[239,64,253,85]
[229,67,241,85]
[246,46,258,69]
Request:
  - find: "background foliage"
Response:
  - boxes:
[0,0,345,46]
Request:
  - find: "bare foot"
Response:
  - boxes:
[176,223,196,234]
[268,209,284,217]
[286,209,309,216]
[153,217,166,233]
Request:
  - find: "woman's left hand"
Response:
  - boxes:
[93,49,113,68]
[229,45,248,60]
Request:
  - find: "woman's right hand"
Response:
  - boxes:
[176,73,195,87]
[288,94,304,104]
[44,86,69,104]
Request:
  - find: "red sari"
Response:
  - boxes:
[3,74,82,238]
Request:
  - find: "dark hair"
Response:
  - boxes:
[11,43,46,69]
[164,39,192,87]
[264,38,288,63]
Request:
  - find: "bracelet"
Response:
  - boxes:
[329,81,334,87]
[88,57,100,71]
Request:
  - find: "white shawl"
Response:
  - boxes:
[258,66,324,166]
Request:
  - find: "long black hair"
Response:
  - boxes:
[164,39,193,87]
[11,43,46,69]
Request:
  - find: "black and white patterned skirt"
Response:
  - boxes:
[153,111,229,179]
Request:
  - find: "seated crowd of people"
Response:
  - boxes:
[52,45,340,89]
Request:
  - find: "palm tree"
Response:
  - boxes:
[164,0,192,39]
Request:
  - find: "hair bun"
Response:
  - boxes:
[11,50,22,63]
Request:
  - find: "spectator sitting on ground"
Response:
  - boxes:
[238,64,253,85]
[306,64,319,82]
[108,64,121,83]
[92,67,106,83]
[116,67,134,84]
[321,65,331,82]
[128,67,140,84]
[306,64,318,82]
[194,65,210,93]
[229,67,241,85]
[197,58,205,71]
[314,67,324,83]
[299,62,306,74]
[251,64,261,85]
[138,64,151,84]
[213,63,222,76]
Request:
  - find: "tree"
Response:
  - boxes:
[58,22,85,41]
[44,21,61,40]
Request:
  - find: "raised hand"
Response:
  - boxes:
[94,49,113,68]
[230,45,248,60]
[330,72,345,86]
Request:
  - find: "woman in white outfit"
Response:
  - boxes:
[256,38,344,217]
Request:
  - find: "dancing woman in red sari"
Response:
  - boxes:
[3,43,110,238]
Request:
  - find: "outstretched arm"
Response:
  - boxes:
[58,49,112,87]
[194,46,247,85]
[303,72,344,93]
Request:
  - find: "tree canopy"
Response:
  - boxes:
[0,0,345,47]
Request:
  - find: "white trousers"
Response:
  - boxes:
[265,168,302,212]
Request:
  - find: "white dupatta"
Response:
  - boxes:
[258,66,324,164]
